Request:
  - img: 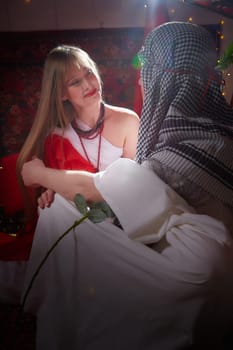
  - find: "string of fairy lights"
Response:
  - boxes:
[144,1,232,101]
[215,19,232,98]
[183,16,232,100]
[22,0,233,101]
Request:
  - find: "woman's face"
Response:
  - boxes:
[62,65,101,108]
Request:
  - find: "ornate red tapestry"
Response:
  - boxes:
[0,25,219,157]
[0,28,144,157]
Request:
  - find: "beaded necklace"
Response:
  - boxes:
[71,102,105,172]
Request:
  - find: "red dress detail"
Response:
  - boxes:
[0,135,97,261]
[44,134,96,173]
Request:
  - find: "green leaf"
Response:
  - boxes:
[88,208,107,223]
[225,41,233,57]
[216,41,233,71]
[99,201,115,218]
[73,193,89,215]
[89,201,114,218]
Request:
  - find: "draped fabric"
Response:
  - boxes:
[136,22,233,208]
[44,123,123,172]
[44,134,96,172]
[22,159,233,349]
[0,125,122,301]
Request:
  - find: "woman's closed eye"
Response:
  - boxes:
[68,69,94,87]
[69,79,82,87]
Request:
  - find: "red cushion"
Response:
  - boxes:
[0,224,35,261]
[0,153,36,261]
[0,153,23,215]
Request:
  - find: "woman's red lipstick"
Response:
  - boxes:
[85,89,97,97]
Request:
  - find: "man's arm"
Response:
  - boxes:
[21,158,103,203]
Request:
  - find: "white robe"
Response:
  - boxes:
[22,159,233,350]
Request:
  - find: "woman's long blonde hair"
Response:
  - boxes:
[16,45,102,218]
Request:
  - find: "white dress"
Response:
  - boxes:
[0,126,123,304]
[22,159,233,349]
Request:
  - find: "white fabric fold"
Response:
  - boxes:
[20,159,233,350]
[94,158,195,244]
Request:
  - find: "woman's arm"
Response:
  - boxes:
[21,158,103,203]
[122,113,140,159]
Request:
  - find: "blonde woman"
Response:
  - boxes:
[16,45,139,212]
[0,45,139,305]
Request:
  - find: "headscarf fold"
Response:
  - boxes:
[136,21,233,208]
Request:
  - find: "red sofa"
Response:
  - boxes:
[0,153,36,261]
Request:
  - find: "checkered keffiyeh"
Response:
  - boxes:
[136,21,233,208]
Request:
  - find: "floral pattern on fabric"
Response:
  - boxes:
[0,28,144,157]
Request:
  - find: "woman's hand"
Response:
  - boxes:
[21,157,46,187]
[38,188,55,209]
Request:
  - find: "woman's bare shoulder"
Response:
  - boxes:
[105,103,140,122]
